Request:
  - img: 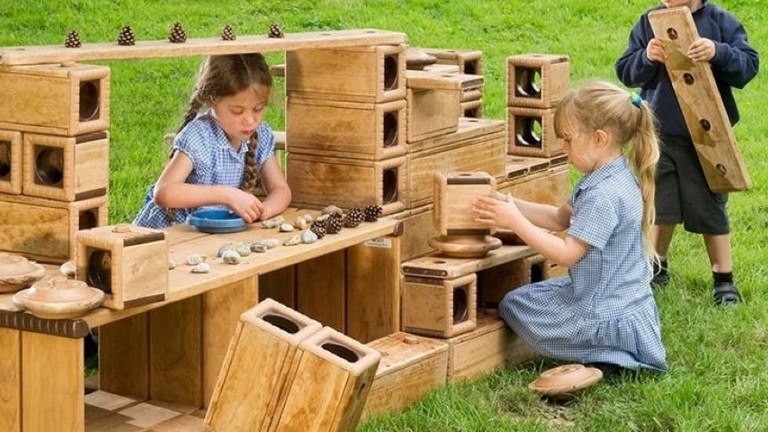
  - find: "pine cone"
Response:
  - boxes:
[364,204,383,222]
[325,213,343,234]
[268,23,284,38]
[221,24,236,41]
[168,22,187,43]
[64,30,81,48]
[309,220,326,239]
[117,26,135,46]
[344,207,365,228]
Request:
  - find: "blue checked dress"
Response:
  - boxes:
[133,113,275,229]
[499,157,667,371]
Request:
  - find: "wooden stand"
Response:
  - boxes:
[0,129,22,195]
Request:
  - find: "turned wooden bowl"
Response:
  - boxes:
[0,252,47,293]
[12,276,105,319]
[528,364,603,397]
[428,235,502,258]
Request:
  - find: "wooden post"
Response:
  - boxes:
[297,251,346,332]
[99,313,150,400]
[0,328,21,432]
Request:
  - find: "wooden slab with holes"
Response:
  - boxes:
[0,29,407,66]
[401,245,535,280]
[649,7,750,192]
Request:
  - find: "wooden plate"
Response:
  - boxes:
[528,364,603,397]
[428,235,502,258]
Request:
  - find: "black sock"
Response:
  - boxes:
[654,257,668,275]
[713,271,733,285]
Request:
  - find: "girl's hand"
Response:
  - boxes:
[688,38,716,62]
[472,194,524,231]
[224,188,265,223]
[646,38,667,63]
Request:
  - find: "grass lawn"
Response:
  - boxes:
[2,1,767,430]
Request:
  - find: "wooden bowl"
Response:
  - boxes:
[12,276,105,319]
[528,364,603,397]
[428,235,502,258]
[0,252,47,293]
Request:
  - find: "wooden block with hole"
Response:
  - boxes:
[433,171,496,236]
[506,106,563,157]
[22,131,109,201]
[477,253,558,308]
[75,224,168,310]
[286,97,406,161]
[648,7,750,192]
[271,326,381,432]
[362,332,448,419]
[0,63,109,136]
[287,153,406,216]
[286,44,406,103]
[461,98,483,118]
[506,54,569,109]
[0,192,106,263]
[402,273,477,338]
[0,129,21,195]
[204,299,322,432]
[420,48,483,75]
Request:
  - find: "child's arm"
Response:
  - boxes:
[493,192,570,232]
[256,157,292,220]
[706,21,759,89]
[615,16,662,88]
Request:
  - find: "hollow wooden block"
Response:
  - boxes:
[406,87,460,143]
[506,106,563,157]
[0,63,110,136]
[420,48,484,75]
[22,131,109,202]
[362,332,448,419]
[75,224,168,310]
[0,192,107,264]
[272,326,381,432]
[0,129,22,195]
[461,99,483,118]
[402,273,477,338]
[433,171,496,236]
[477,252,548,308]
[286,44,406,103]
[506,54,569,109]
[287,153,406,216]
[204,298,322,432]
[286,97,406,161]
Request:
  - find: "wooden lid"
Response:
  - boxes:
[12,277,105,319]
[428,235,502,258]
[0,253,46,293]
[528,364,603,397]
[405,48,437,70]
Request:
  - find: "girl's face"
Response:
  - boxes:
[211,86,267,148]
[562,129,600,174]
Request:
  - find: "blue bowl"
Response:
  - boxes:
[187,209,247,233]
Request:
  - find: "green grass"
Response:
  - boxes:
[2,1,767,430]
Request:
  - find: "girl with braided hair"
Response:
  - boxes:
[133,53,291,228]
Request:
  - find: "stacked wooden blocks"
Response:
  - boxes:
[421,48,485,118]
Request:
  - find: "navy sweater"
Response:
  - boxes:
[615,1,759,138]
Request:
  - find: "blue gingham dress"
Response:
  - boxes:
[499,157,667,371]
[133,113,275,229]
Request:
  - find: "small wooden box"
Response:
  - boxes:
[286,44,406,103]
[0,129,22,195]
[22,131,109,202]
[75,224,168,310]
[286,97,406,161]
[0,63,110,136]
[506,106,563,158]
[420,48,484,75]
[433,171,496,236]
[205,298,322,432]
[506,54,570,109]
[0,192,107,264]
[362,332,448,419]
[272,326,381,432]
[402,273,477,338]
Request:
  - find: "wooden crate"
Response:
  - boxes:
[498,163,570,208]
[0,129,22,195]
[0,63,110,136]
[390,205,438,262]
[0,192,107,264]
[420,48,484,75]
[75,224,168,310]
[286,97,406,161]
[506,54,569,109]
[22,131,109,201]
[506,106,563,158]
[286,44,406,103]
[402,273,477,338]
[433,171,496,237]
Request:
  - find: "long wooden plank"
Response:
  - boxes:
[649,8,750,192]
[0,29,406,66]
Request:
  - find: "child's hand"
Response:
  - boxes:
[688,37,716,62]
[225,188,265,223]
[472,194,524,231]
[646,38,667,63]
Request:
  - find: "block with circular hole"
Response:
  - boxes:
[286,44,406,103]
[0,63,109,136]
[419,48,484,76]
[286,97,406,161]
[506,54,569,109]
[402,273,477,338]
[75,224,168,310]
[22,132,109,202]
[0,129,22,195]
[205,298,322,432]
[461,98,483,119]
[433,171,496,236]
[506,106,563,157]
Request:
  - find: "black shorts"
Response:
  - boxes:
[655,135,729,235]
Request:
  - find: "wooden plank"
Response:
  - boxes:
[389,206,438,262]
[648,7,750,192]
[99,313,150,399]
[259,266,297,308]
[0,328,20,432]
[498,165,570,208]
[297,251,346,332]
[401,245,535,279]
[0,29,407,66]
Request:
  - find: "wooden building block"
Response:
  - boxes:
[259,267,297,309]
[272,326,381,432]
[390,205,439,262]
[420,48,484,75]
[287,153,406,216]
[433,171,496,236]
[0,63,109,136]
[75,224,168,310]
[286,44,406,103]
[205,298,322,432]
[649,8,750,192]
[498,164,570,208]
[286,97,406,161]
[506,106,563,157]
[408,116,504,153]
[297,251,346,332]
[362,332,448,419]
[22,131,109,201]
[477,253,551,308]
[506,54,569,109]
[402,273,477,338]
[0,129,21,195]
[461,98,483,118]
[401,245,534,280]
[0,192,107,264]
[99,313,150,401]
[406,87,460,143]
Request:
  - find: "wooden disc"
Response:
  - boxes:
[428,235,502,258]
[528,364,603,397]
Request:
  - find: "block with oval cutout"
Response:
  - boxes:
[506,54,569,109]
[506,106,563,157]
[402,273,477,338]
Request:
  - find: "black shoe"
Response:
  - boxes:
[713,282,742,306]
[651,259,669,289]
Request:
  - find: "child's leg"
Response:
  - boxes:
[704,233,741,305]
